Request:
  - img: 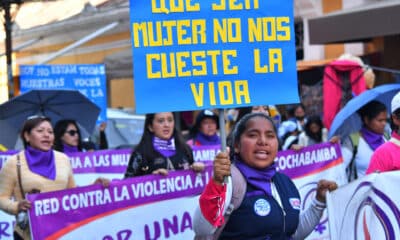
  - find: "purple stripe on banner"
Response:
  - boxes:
[360,197,395,240]
[27,164,212,239]
[66,149,131,173]
[275,143,342,179]
[0,147,217,173]
[192,145,221,162]
[372,200,395,240]
[373,187,400,220]
[372,187,400,236]
[347,181,373,238]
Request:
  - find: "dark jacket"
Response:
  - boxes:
[219,172,301,240]
[124,150,193,178]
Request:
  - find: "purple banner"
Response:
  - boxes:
[192,145,220,162]
[67,149,131,174]
[27,165,212,240]
[275,143,343,179]
[0,144,342,179]
[0,147,217,172]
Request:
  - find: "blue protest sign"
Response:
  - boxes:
[19,64,107,123]
[130,0,299,114]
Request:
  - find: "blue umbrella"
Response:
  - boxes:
[0,89,100,149]
[328,83,400,139]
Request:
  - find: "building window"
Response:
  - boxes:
[295,20,304,60]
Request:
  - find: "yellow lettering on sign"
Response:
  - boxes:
[146,54,161,78]
[248,17,291,42]
[132,20,206,47]
[151,0,200,13]
[146,50,238,79]
[213,18,242,43]
[212,0,259,10]
[277,17,291,41]
[254,48,283,73]
[190,80,250,107]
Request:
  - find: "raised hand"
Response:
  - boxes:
[213,148,231,185]
[316,179,338,203]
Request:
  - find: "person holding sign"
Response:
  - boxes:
[193,113,337,239]
[124,112,204,177]
[186,109,221,146]
[0,116,109,240]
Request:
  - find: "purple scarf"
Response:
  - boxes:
[153,136,176,158]
[62,143,79,153]
[24,146,56,180]
[235,157,277,196]
[195,132,221,146]
[360,126,385,150]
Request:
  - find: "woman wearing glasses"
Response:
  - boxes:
[54,119,85,153]
[0,116,108,239]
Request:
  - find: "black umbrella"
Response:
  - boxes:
[0,89,100,149]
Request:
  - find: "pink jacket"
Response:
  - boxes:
[366,132,400,174]
[323,60,367,129]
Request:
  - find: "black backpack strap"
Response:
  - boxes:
[347,133,360,181]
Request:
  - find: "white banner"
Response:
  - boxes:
[327,171,400,240]
[278,143,347,240]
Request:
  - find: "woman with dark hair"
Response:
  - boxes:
[53,119,84,153]
[237,105,270,121]
[279,120,300,150]
[298,115,328,147]
[0,116,108,239]
[340,100,388,179]
[124,112,204,177]
[186,109,221,146]
[227,106,273,148]
[193,113,337,239]
[367,92,400,174]
[288,104,307,132]
[0,116,109,239]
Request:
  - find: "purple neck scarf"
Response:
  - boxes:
[360,126,385,150]
[24,146,56,180]
[153,136,176,158]
[195,132,221,146]
[62,143,79,153]
[235,157,277,196]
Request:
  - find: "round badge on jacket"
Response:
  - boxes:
[254,198,271,216]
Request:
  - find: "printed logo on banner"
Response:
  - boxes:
[346,182,400,240]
